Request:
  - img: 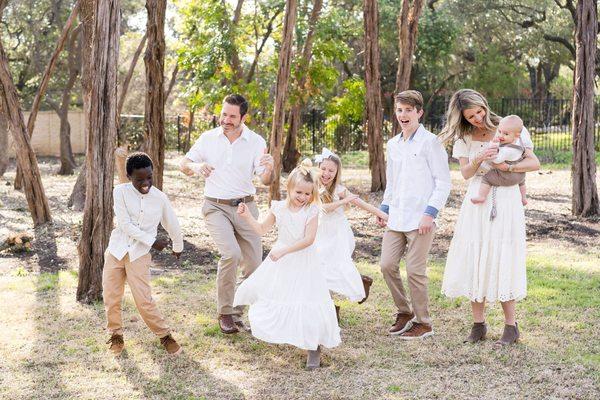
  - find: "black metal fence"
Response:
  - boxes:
[120,97,599,161]
[295,97,600,156]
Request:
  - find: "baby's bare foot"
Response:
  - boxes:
[471,196,486,204]
[521,197,528,206]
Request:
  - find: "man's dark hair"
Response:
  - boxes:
[126,152,153,176]
[223,94,249,117]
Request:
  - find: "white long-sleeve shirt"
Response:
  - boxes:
[382,124,452,232]
[107,183,184,262]
[185,124,267,199]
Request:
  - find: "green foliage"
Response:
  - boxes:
[325,78,365,134]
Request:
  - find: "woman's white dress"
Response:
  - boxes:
[315,185,365,301]
[233,201,341,350]
[441,136,527,302]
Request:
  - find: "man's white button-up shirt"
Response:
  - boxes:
[185,125,267,199]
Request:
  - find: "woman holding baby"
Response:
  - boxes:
[440,89,540,346]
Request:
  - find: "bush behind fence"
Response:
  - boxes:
[120,97,599,163]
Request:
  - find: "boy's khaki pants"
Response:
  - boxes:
[380,228,435,325]
[103,251,170,337]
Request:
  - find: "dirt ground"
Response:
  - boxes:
[1,154,598,274]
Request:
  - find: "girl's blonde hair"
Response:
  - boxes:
[317,154,343,204]
[286,159,321,207]
[439,89,501,144]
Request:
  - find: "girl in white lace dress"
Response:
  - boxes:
[233,160,340,369]
[314,148,388,313]
[439,89,540,346]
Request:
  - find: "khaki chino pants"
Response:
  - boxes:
[103,251,170,337]
[380,228,435,325]
[202,200,262,316]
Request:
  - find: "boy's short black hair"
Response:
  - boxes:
[223,94,249,117]
[126,152,153,176]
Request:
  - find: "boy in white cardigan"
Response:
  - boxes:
[377,90,451,339]
[103,152,184,356]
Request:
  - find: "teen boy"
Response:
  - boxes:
[103,152,184,356]
[377,90,451,339]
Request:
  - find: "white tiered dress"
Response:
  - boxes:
[233,201,341,350]
[441,136,527,302]
[315,185,365,301]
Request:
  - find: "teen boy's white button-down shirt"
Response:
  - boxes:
[185,124,267,199]
[107,183,184,262]
[382,124,452,232]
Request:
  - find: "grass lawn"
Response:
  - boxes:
[0,155,599,399]
[0,244,598,399]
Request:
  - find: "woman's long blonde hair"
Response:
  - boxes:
[286,159,321,207]
[317,154,343,204]
[439,89,501,144]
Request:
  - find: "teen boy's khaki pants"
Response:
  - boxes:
[103,251,170,337]
[380,228,435,325]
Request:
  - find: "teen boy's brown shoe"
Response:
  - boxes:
[218,314,240,334]
[388,312,414,335]
[358,275,373,304]
[398,322,434,340]
[160,334,182,356]
[106,333,124,356]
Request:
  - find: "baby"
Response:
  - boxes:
[471,115,527,206]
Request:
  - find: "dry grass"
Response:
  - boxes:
[0,155,598,399]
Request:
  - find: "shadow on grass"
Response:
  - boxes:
[116,346,246,400]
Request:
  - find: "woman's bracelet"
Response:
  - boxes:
[470,159,480,168]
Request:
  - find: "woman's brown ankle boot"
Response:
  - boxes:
[495,322,519,346]
[464,322,487,343]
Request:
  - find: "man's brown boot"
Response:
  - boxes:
[358,275,373,304]
[388,312,414,335]
[106,333,124,356]
[495,323,519,346]
[464,322,487,343]
[160,334,182,356]
[218,314,239,334]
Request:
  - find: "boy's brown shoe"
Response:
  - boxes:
[218,314,239,334]
[388,312,414,335]
[398,322,434,340]
[160,334,182,356]
[107,333,124,356]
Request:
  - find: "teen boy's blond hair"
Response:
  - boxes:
[395,90,424,111]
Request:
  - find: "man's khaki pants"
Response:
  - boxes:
[380,228,435,325]
[103,251,170,337]
[202,200,262,316]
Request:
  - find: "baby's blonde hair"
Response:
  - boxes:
[439,89,501,144]
[286,159,321,207]
[317,154,343,204]
[499,115,523,135]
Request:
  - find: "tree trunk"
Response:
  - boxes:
[364,0,386,192]
[571,0,599,217]
[142,0,166,190]
[0,42,52,226]
[68,0,95,211]
[77,0,120,304]
[268,0,298,201]
[14,1,81,189]
[282,0,323,173]
[164,63,178,102]
[392,0,424,135]
[57,25,82,175]
[117,32,147,121]
[0,98,8,177]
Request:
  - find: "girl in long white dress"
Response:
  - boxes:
[439,89,540,345]
[233,160,340,369]
[314,148,388,315]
